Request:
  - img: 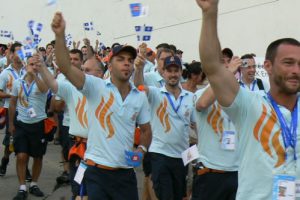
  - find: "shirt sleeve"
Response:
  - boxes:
[11,80,19,97]
[56,80,71,102]
[0,70,7,91]
[81,74,105,98]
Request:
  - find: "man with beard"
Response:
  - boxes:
[196,0,300,199]
[135,55,196,200]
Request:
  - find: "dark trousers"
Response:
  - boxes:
[191,171,238,200]
[150,153,186,200]
[84,165,138,200]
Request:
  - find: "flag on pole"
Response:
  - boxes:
[27,20,43,46]
[135,25,153,41]
[99,42,106,51]
[83,22,94,31]
[47,0,57,6]
[129,3,149,17]
[65,34,73,48]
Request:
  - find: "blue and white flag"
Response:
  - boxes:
[17,45,35,61]
[135,25,153,41]
[47,0,57,6]
[83,22,94,31]
[99,42,106,51]
[27,20,43,46]
[129,3,149,17]
[65,34,73,48]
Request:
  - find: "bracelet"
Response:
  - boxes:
[138,145,147,153]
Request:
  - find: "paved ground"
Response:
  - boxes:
[0,130,145,200]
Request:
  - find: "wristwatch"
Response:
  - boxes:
[138,145,147,153]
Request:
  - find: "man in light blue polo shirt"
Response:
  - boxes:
[9,56,49,200]
[196,0,300,199]
[51,12,152,200]
[135,48,174,88]
[135,54,196,200]
[0,42,26,177]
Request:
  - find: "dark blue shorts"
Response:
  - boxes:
[84,165,138,200]
[14,120,47,157]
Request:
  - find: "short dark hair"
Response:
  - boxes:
[10,42,22,53]
[70,49,83,61]
[182,62,205,80]
[111,43,120,49]
[169,44,177,54]
[222,48,233,59]
[266,38,300,63]
[156,43,170,50]
[241,54,255,60]
[46,43,54,49]
[156,48,174,59]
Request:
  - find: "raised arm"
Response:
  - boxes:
[51,12,85,89]
[83,38,94,60]
[197,0,239,106]
[133,43,147,90]
[33,54,58,93]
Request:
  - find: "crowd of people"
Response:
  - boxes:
[0,0,299,200]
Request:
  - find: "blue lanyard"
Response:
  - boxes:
[159,80,164,87]
[267,93,298,160]
[239,80,256,91]
[165,93,184,113]
[8,68,23,79]
[21,80,35,101]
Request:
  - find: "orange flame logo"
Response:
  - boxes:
[6,74,13,91]
[75,96,88,128]
[18,85,29,108]
[156,98,171,133]
[207,104,224,136]
[253,104,285,167]
[95,93,115,138]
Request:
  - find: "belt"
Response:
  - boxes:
[196,167,226,175]
[85,159,118,171]
[75,136,87,143]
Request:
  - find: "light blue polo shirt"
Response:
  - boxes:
[239,78,270,94]
[81,75,151,168]
[55,73,70,127]
[195,87,239,171]
[11,76,47,124]
[148,86,196,158]
[222,88,300,200]
[144,70,165,88]
[0,65,26,108]
[56,80,88,138]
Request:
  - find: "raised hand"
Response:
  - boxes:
[83,38,91,47]
[138,42,147,58]
[195,0,219,13]
[228,56,242,74]
[51,12,66,36]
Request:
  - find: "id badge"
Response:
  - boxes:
[221,131,235,150]
[272,174,296,200]
[74,161,87,184]
[296,180,300,198]
[27,106,37,118]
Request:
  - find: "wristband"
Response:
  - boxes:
[138,145,147,153]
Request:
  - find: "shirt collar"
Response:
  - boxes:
[104,78,139,93]
[159,85,189,97]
